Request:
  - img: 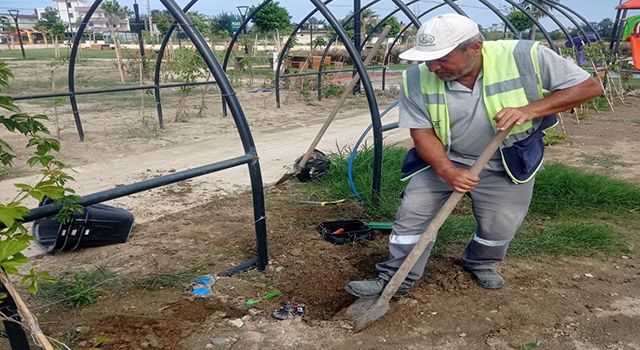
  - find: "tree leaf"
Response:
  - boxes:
[0,240,29,262]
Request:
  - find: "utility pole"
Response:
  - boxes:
[147,0,154,39]
[133,1,145,61]
[8,10,25,59]
[237,6,249,35]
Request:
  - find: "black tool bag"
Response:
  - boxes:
[33,201,134,253]
[296,149,330,182]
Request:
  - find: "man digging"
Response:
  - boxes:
[346,13,603,298]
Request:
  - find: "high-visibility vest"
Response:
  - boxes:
[402,40,556,184]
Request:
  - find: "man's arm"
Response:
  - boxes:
[494,75,603,131]
[410,128,479,192]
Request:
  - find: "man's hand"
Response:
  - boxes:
[494,106,536,131]
[439,165,479,193]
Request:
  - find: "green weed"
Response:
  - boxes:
[37,267,122,308]
[543,131,568,146]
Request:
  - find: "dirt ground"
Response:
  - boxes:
[1,59,640,349]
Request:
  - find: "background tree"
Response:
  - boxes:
[519,0,557,40]
[506,9,534,38]
[151,9,172,36]
[35,7,65,45]
[210,12,242,36]
[186,12,211,39]
[380,15,401,37]
[252,2,292,34]
[101,0,128,83]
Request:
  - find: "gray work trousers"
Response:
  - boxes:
[375,164,534,285]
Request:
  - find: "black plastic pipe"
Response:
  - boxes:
[153,0,199,129]
[22,155,255,222]
[159,0,268,272]
[541,0,601,41]
[516,0,572,52]
[221,0,273,116]
[11,81,217,101]
[536,0,592,45]
[67,0,105,141]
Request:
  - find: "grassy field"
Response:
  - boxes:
[0,47,118,60]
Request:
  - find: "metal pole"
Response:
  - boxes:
[8,10,25,59]
[352,0,361,94]
[134,2,146,63]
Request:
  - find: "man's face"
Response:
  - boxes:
[425,43,479,81]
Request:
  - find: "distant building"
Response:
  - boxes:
[0,11,39,30]
[50,0,130,35]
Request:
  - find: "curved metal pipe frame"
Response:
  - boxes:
[274,0,333,108]
[309,0,384,201]
[66,0,269,272]
[160,0,267,270]
[315,0,428,102]
[153,0,199,129]
[491,0,555,50]
[67,0,104,141]
[515,0,572,51]
[360,0,420,55]
[277,0,382,108]
[541,0,601,41]
[221,0,273,116]
[536,0,592,46]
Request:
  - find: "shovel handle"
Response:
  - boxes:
[378,127,512,302]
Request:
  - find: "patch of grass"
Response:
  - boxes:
[623,78,640,90]
[530,163,640,217]
[581,152,630,169]
[510,222,618,257]
[302,144,408,218]
[0,48,117,60]
[133,263,210,291]
[431,215,476,256]
[124,116,165,139]
[37,267,123,308]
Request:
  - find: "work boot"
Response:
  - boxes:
[345,278,411,299]
[465,269,504,289]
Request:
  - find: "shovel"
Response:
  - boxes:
[345,127,512,332]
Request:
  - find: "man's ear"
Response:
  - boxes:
[469,41,483,56]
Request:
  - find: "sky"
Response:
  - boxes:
[0,0,630,28]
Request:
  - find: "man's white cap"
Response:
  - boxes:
[399,13,480,61]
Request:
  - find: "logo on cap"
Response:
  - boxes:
[418,33,435,47]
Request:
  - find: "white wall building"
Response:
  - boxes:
[51,0,129,35]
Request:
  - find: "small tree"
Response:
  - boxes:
[102,0,129,83]
[0,60,79,348]
[35,7,65,47]
[380,15,401,37]
[252,1,292,50]
[506,9,533,38]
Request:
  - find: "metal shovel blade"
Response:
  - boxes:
[345,297,390,332]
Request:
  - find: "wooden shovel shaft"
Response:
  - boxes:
[297,25,392,168]
[378,128,511,302]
